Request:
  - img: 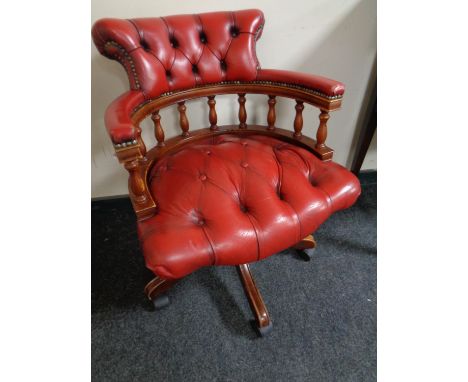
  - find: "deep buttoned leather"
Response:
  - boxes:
[92,10,345,143]
[92,10,264,100]
[138,135,360,280]
[93,10,359,282]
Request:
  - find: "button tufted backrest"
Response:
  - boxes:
[92,9,265,100]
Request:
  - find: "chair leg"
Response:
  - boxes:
[236,263,273,337]
[293,234,317,261]
[144,276,177,310]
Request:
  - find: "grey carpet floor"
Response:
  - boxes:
[92,175,376,382]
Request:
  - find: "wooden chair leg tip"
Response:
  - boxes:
[257,321,273,337]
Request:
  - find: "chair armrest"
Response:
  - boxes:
[105,90,145,143]
[104,90,156,220]
[256,69,345,98]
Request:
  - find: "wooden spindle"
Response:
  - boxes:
[207,96,218,130]
[267,95,276,130]
[238,93,247,129]
[124,160,147,204]
[316,109,330,149]
[177,101,190,137]
[151,111,165,147]
[294,100,304,137]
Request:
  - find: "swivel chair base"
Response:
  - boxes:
[144,235,316,337]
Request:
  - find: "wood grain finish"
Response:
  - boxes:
[132,83,341,125]
[294,100,304,137]
[238,93,247,129]
[119,123,334,221]
[145,125,331,163]
[124,159,148,204]
[177,101,190,137]
[133,126,146,156]
[267,95,276,130]
[151,111,165,147]
[316,109,329,149]
[107,84,343,335]
[113,144,156,220]
[207,95,218,130]
[144,276,177,301]
[237,263,271,330]
[293,234,316,249]
[114,83,341,221]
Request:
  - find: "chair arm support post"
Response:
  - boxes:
[124,159,147,204]
[267,95,276,130]
[316,109,329,149]
[238,93,247,129]
[151,111,165,147]
[294,100,304,137]
[207,96,218,130]
[115,145,157,221]
[178,101,190,137]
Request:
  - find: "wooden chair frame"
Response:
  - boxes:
[113,81,341,335]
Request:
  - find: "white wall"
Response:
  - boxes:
[91,0,377,197]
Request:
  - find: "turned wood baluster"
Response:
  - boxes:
[316,109,330,149]
[207,96,218,130]
[238,93,247,129]
[267,95,276,130]
[177,101,190,137]
[151,110,165,147]
[124,160,147,203]
[294,100,304,137]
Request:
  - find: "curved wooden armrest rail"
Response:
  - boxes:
[112,82,343,221]
[131,82,342,123]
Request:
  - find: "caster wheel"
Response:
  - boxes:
[296,247,316,261]
[257,321,273,337]
[152,295,170,310]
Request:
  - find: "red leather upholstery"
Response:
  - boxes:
[92,10,264,100]
[138,135,360,280]
[104,90,145,143]
[93,10,359,282]
[257,69,345,97]
[92,10,345,144]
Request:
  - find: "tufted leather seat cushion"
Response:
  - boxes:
[137,135,360,280]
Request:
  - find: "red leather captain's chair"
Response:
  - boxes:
[92,9,360,336]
